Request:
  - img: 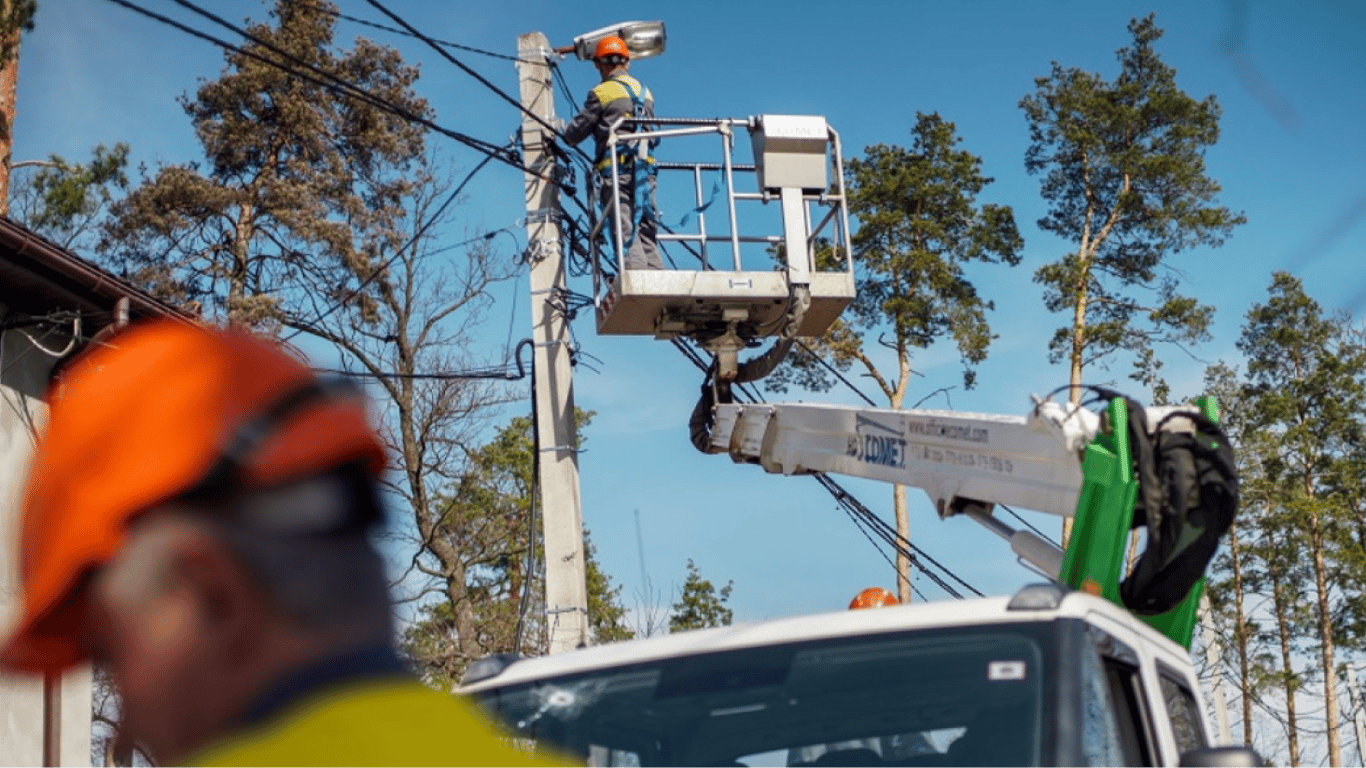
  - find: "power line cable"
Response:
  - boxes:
[103,0,534,176]
[836,499,929,603]
[361,0,592,166]
[552,62,582,119]
[812,473,978,600]
[513,339,539,654]
[282,147,507,342]
[999,503,1060,548]
[285,0,531,62]
[315,338,533,383]
[796,340,879,407]
[154,0,512,160]
[669,336,981,599]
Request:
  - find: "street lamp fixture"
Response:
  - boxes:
[560,21,666,61]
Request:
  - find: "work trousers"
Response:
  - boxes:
[599,174,662,270]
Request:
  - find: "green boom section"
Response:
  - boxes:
[1059,395,1218,649]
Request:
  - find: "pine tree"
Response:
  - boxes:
[1020,14,1243,407]
[401,411,633,688]
[769,111,1022,602]
[1236,272,1366,766]
[668,559,734,632]
[10,143,128,249]
[100,0,427,327]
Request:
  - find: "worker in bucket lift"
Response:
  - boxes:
[562,34,664,270]
[0,320,557,766]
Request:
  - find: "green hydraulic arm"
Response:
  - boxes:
[1058,395,1219,649]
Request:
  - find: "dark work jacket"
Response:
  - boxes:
[562,72,655,167]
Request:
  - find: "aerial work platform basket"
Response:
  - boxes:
[588,115,855,375]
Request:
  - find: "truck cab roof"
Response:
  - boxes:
[461,584,1192,691]
[461,585,1215,766]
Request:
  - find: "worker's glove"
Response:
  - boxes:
[550,117,567,134]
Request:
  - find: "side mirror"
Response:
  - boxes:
[1179,746,1265,767]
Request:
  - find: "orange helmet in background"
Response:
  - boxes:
[593,34,630,62]
[0,319,387,673]
[849,587,899,610]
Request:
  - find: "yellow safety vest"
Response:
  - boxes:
[190,677,570,766]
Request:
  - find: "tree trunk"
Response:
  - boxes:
[230,202,253,325]
[1062,249,1090,548]
[1309,505,1343,766]
[893,342,912,603]
[1229,523,1254,746]
[0,21,17,217]
[1272,567,1301,766]
[894,483,911,603]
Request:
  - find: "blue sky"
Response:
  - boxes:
[13,0,1366,625]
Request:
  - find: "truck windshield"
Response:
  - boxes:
[472,625,1048,766]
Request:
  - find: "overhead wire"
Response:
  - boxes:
[812,473,982,599]
[796,340,879,407]
[316,338,533,382]
[999,503,1060,548]
[153,0,510,159]
[513,339,540,654]
[349,0,598,226]
[281,147,509,342]
[837,500,930,603]
[360,0,593,167]
[284,0,532,63]
[101,0,580,192]
[670,336,981,600]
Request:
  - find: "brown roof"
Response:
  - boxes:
[0,216,191,327]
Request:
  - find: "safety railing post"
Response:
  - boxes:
[692,165,709,269]
[830,128,855,273]
[609,142,625,273]
[720,125,741,270]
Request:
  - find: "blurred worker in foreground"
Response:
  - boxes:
[0,320,552,766]
[562,34,664,270]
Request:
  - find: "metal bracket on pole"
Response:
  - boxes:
[525,238,560,265]
[526,207,562,225]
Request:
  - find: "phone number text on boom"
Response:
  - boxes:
[916,446,1014,474]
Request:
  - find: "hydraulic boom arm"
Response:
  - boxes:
[707,400,1098,519]
[704,396,1222,648]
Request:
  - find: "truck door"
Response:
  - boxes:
[1082,623,1157,765]
[1155,663,1210,758]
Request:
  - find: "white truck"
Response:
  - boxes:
[463,582,1249,766]
[461,397,1262,766]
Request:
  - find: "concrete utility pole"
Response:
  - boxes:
[516,31,589,654]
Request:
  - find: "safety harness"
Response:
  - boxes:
[599,75,657,251]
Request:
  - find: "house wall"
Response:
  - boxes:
[0,315,93,766]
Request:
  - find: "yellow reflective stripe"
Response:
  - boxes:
[593,76,647,105]
[597,155,655,171]
[592,80,630,104]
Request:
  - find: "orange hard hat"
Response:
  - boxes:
[849,587,899,610]
[0,319,387,673]
[593,34,630,61]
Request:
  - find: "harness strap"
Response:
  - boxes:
[606,76,657,252]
